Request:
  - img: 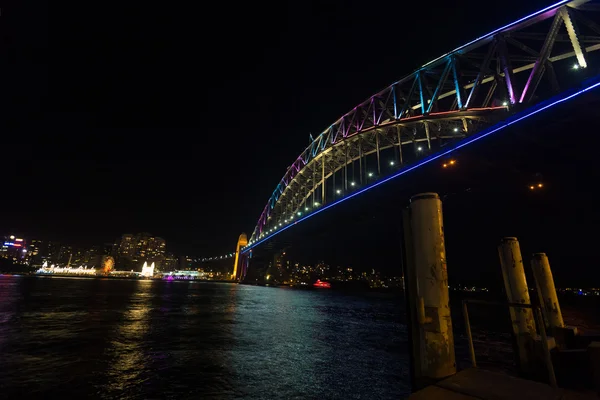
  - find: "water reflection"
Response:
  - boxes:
[0,277,406,399]
[104,280,153,395]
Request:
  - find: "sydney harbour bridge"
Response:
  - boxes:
[212,0,600,281]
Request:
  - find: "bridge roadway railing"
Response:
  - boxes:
[245,0,600,250]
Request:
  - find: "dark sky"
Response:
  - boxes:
[4,0,599,286]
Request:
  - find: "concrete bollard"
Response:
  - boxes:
[407,193,456,385]
[531,253,564,330]
[498,237,537,374]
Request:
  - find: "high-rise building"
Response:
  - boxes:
[27,239,43,266]
[1,234,28,263]
[134,233,165,262]
[116,233,167,270]
[162,252,178,271]
[102,242,114,256]
[118,234,136,259]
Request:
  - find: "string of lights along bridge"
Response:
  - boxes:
[237,0,600,264]
[201,252,236,262]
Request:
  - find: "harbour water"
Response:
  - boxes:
[0,276,408,399]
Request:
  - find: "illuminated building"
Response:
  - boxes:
[1,235,28,263]
[179,255,191,270]
[117,233,166,270]
[26,239,42,265]
[162,252,178,271]
[118,234,136,259]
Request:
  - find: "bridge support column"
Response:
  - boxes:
[232,233,248,281]
[403,192,456,389]
[498,237,537,374]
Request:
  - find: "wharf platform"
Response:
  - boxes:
[409,368,596,400]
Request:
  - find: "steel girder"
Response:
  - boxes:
[246,0,600,246]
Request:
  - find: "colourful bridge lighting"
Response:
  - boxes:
[242,79,600,254]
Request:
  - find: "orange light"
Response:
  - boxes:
[449,160,456,165]
[443,164,447,168]
[538,183,543,188]
[530,186,535,190]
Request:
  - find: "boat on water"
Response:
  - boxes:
[313,279,331,288]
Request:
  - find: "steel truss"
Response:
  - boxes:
[247,0,600,246]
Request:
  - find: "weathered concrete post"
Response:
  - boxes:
[498,237,537,373]
[531,253,564,330]
[406,192,456,386]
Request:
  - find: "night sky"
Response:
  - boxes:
[4,0,600,286]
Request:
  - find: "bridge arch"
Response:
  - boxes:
[243,0,600,252]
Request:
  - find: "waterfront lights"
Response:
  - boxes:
[417,146,423,151]
[368,172,373,177]
[336,189,341,194]
[390,161,395,166]
[503,101,508,106]
[305,207,309,211]
[314,202,320,207]
[573,63,580,70]
[297,211,302,216]
[453,127,459,132]
[350,182,355,186]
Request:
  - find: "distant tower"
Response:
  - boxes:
[232,233,248,280]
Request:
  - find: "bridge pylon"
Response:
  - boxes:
[232,233,248,281]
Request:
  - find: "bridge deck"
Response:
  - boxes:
[408,368,595,400]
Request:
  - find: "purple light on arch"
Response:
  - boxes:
[242,78,600,254]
